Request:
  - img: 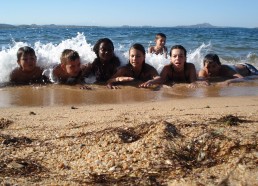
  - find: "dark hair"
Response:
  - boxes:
[156,33,166,39]
[169,45,187,57]
[129,43,146,64]
[93,38,114,57]
[17,46,36,61]
[203,53,221,66]
[60,49,80,64]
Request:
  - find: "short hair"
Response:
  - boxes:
[169,45,187,57]
[93,38,114,57]
[129,43,146,64]
[17,46,36,61]
[156,33,166,39]
[60,49,80,64]
[203,53,221,66]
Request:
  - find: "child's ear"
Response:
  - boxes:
[17,60,21,66]
[61,63,66,71]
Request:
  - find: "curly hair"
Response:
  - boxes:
[93,38,114,57]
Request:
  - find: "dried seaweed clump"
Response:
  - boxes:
[217,115,245,126]
[0,118,13,129]
[0,158,46,177]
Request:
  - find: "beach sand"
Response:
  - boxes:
[0,85,258,185]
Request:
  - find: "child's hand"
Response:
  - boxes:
[107,83,120,89]
[187,82,198,88]
[116,77,134,82]
[80,85,92,90]
[139,80,153,88]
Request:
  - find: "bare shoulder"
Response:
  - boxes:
[198,68,208,77]
[160,64,172,75]
[162,64,171,71]
[185,63,196,71]
[34,66,43,74]
[110,65,129,78]
[186,62,196,68]
[53,64,63,77]
[144,63,158,76]
[148,46,155,53]
[10,67,22,80]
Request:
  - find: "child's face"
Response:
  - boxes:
[204,61,221,76]
[156,37,166,47]
[170,49,186,70]
[18,53,37,72]
[129,48,145,68]
[62,58,81,77]
[98,42,114,62]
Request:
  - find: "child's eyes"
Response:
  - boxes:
[130,55,141,58]
[21,57,36,61]
[172,55,183,58]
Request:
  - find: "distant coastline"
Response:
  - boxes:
[0,23,256,29]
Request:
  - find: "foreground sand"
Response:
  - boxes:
[0,96,257,185]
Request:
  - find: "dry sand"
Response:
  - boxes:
[0,96,258,185]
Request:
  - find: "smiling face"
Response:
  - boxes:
[62,58,81,77]
[129,48,145,69]
[98,41,114,62]
[170,48,186,71]
[204,61,221,76]
[18,53,37,72]
[156,36,166,48]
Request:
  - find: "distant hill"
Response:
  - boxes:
[0,24,16,29]
[174,23,217,28]
[0,24,98,29]
[0,23,254,29]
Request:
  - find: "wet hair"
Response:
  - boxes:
[155,33,166,40]
[93,38,114,57]
[129,43,146,64]
[203,53,221,66]
[60,49,80,64]
[169,45,187,57]
[17,46,36,61]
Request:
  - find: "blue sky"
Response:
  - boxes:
[1,0,257,28]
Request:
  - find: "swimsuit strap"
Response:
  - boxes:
[128,63,145,79]
[170,63,188,82]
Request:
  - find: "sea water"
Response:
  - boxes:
[1,26,258,83]
[0,26,258,106]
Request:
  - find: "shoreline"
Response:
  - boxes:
[1,80,258,107]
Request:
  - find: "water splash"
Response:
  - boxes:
[0,33,256,84]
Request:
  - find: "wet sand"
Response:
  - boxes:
[0,82,258,185]
[1,80,258,107]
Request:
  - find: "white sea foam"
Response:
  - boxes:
[0,33,256,84]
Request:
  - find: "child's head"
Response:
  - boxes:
[169,45,187,69]
[17,46,37,72]
[155,33,166,47]
[203,53,221,76]
[129,43,146,68]
[93,38,114,62]
[60,49,81,77]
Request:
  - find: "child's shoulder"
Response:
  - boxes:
[186,62,196,67]
[148,46,155,52]
[144,63,156,70]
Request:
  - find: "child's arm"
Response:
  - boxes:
[107,68,134,89]
[188,63,197,83]
[187,63,198,88]
[138,75,162,88]
[140,65,169,88]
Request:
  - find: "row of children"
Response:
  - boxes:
[10,34,258,88]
